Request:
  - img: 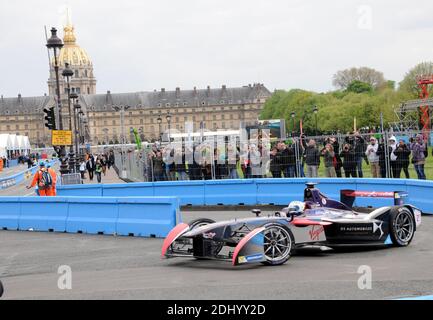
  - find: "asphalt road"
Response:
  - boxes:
[0,209,432,300]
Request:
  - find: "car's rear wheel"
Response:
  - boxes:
[262,223,294,266]
[389,207,415,247]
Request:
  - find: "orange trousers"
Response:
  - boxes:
[38,188,54,196]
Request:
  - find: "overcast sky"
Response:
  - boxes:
[1,0,433,97]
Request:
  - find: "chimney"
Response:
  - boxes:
[222,84,226,90]
[161,88,165,93]
[206,85,210,97]
[175,87,180,98]
[107,90,111,94]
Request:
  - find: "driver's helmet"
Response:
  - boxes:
[287,201,305,215]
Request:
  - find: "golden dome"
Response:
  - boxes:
[55,22,92,67]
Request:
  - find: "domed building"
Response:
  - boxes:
[47,19,96,96]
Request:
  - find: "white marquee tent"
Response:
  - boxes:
[0,134,31,157]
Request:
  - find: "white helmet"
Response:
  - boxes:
[288,201,305,214]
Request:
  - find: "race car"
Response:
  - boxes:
[161,183,422,266]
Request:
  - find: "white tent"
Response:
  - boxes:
[22,136,31,155]
[0,134,12,158]
[8,134,19,152]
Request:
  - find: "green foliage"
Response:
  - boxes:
[346,80,373,93]
[399,61,433,97]
[260,87,403,133]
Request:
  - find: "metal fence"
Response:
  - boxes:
[112,130,432,182]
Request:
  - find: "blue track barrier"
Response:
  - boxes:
[19,197,69,232]
[116,197,180,237]
[56,178,433,214]
[153,181,205,205]
[0,196,179,237]
[103,182,154,197]
[57,184,102,196]
[66,197,119,234]
[0,197,21,230]
[205,179,257,205]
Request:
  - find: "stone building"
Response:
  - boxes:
[0,19,271,147]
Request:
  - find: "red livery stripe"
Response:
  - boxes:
[161,223,190,258]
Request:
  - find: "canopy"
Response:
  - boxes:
[8,134,19,151]
[0,134,13,150]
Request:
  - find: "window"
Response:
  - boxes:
[230,114,233,120]
[201,101,205,106]
[15,125,19,130]
[75,70,79,77]
[6,125,10,130]
[183,101,187,106]
[76,87,81,94]
[184,116,187,121]
[103,120,107,126]
[140,119,143,125]
[166,103,170,107]
[213,115,216,120]
[222,122,225,129]
[157,103,161,107]
[184,109,187,113]
[112,120,116,125]
[129,112,132,116]
[93,121,96,126]
[221,114,225,120]
[176,117,179,123]
[25,124,28,130]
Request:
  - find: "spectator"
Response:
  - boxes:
[321,143,336,177]
[393,139,411,179]
[95,159,103,183]
[249,144,263,178]
[86,154,96,181]
[340,143,357,178]
[376,138,387,178]
[79,160,86,179]
[410,135,426,180]
[347,132,366,177]
[365,137,380,178]
[227,145,239,179]
[150,150,165,181]
[305,139,320,178]
[175,147,189,180]
[330,137,343,178]
[388,136,398,178]
[270,147,281,178]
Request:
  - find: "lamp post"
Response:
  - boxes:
[69,91,81,172]
[62,63,75,173]
[313,105,318,136]
[46,27,68,174]
[166,111,172,142]
[113,105,130,178]
[290,111,295,137]
[157,112,162,141]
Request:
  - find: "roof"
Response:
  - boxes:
[0,83,271,115]
[79,84,271,111]
[0,95,54,115]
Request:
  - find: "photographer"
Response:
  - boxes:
[365,137,380,178]
[340,143,357,178]
[393,139,410,179]
[321,143,336,177]
[346,131,367,177]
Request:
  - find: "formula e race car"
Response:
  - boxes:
[161,183,422,266]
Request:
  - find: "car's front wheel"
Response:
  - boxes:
[389,207,415,247]
[262,223,294,266]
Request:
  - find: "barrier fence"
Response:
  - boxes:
[112,130,433,183]
[57,178,433,214]
[0,196,180,238]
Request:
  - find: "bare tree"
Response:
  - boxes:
[332,67,386,90]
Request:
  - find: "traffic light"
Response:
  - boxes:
[44,107,56,130]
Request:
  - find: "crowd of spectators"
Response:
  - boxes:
[140,131,430,181]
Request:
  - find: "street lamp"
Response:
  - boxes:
[313,105,318,136]
[70,91,81,172]
[166,111,172,141]
[62,62,75,173]
[290,111,295,136]
[157,112,162,141]
[46,27,68,174]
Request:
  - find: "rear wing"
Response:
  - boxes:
[340,190,408,208]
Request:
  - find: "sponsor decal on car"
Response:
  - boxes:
[372,221,384,238]
[238,256,247,264]
[339,224,373,234]
[245,253,263,262]
[202,232,216,239]
[309,225,324,241]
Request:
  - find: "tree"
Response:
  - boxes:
[333,67,386,90]
[399,61,433,97]
[346,80,373,93]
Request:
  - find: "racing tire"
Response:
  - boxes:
[389,207,415,247]
[0,280,3,298]
[189,218,216,229]
[261,223,295,266]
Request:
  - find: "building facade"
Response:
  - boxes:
[0,20,271,147]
